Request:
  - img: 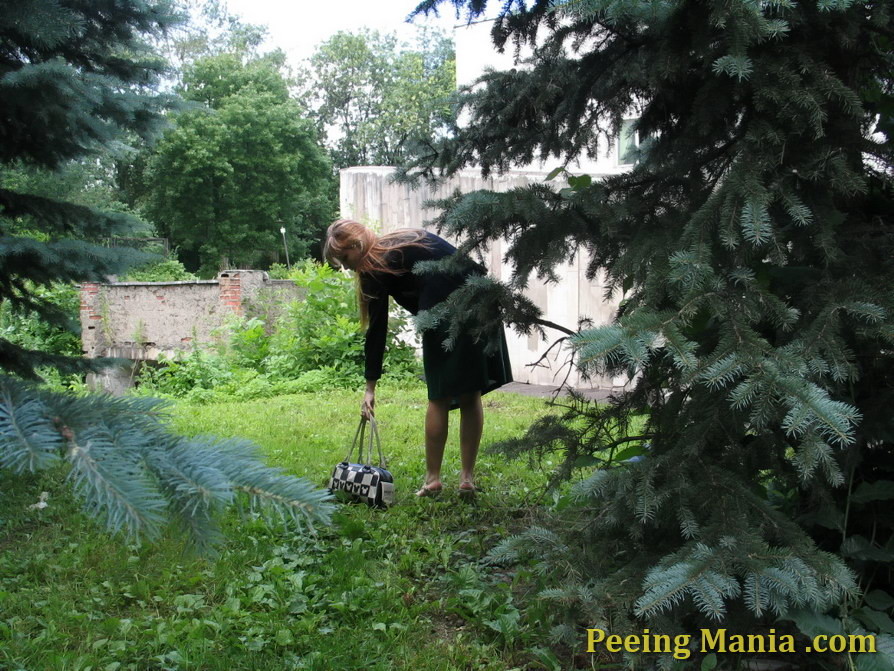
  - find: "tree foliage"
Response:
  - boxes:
[301,28,456,169]
[407,0,894,650]
[0,0,178,378]
[156,0,270,81]
[142,52,336,273]
[1,156,138,223]
[0,0,331,547]
[114,0,272,215]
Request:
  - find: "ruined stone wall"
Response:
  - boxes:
[81,279,219,361]
[80,271,304,393]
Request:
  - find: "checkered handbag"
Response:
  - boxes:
[328,417,394,508]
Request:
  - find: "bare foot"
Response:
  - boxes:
[415,481,443,497]
[458,481,477,500]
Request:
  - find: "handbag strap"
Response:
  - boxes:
[344,417,388,468]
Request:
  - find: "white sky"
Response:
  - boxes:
[222,0,466,65]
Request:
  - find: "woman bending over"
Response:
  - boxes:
[323,219,512,497]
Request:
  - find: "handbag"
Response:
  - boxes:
[328,416,394,508]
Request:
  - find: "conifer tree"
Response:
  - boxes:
[407,0,894,654]
[0,1,331,547]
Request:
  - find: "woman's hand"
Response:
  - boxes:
[361,380,377,419]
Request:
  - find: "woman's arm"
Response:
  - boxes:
[363,279,388,381]
[361,275,388,417]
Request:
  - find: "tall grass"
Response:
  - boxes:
[1,383,566,671]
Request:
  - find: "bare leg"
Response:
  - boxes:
[458,391,483,488]
[419,398,450,495]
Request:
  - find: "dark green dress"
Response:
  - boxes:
[361,232,513,407]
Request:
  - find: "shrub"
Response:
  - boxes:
[224,317,271,369]
[136,349,234,397]
[0,281,85,391]
[0,282,80,359]
[120,258,198,282]
[266,262,290,279]
[266,261,420,382]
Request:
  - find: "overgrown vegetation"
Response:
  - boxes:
[0,282,82,391]
[121,258,198,283]
[8,0,894,667]
[135,261,421,402]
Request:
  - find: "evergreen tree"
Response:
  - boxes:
[407,0,894,657]
[0,1,331,548]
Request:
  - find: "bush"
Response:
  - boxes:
[120,258,198,282]
[136,349,234,398]
[266,262,290,279]
[0,281,85,391]
[266,261,420,383]
[225,317,270,369]
[0,282,80,358]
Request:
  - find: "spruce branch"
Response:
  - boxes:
[65,427,168,540]
[0,377,333,548]
[0,384,61,473]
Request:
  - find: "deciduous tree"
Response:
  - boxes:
[301,28,456,168]
[143,53,335,273]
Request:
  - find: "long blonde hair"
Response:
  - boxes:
[323,219,431,328]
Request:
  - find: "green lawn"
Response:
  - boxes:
[1,383,570,671]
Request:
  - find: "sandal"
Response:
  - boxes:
[458,482,478,500]
[415,482,443,497]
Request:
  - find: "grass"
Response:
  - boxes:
[0,382,571,671]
